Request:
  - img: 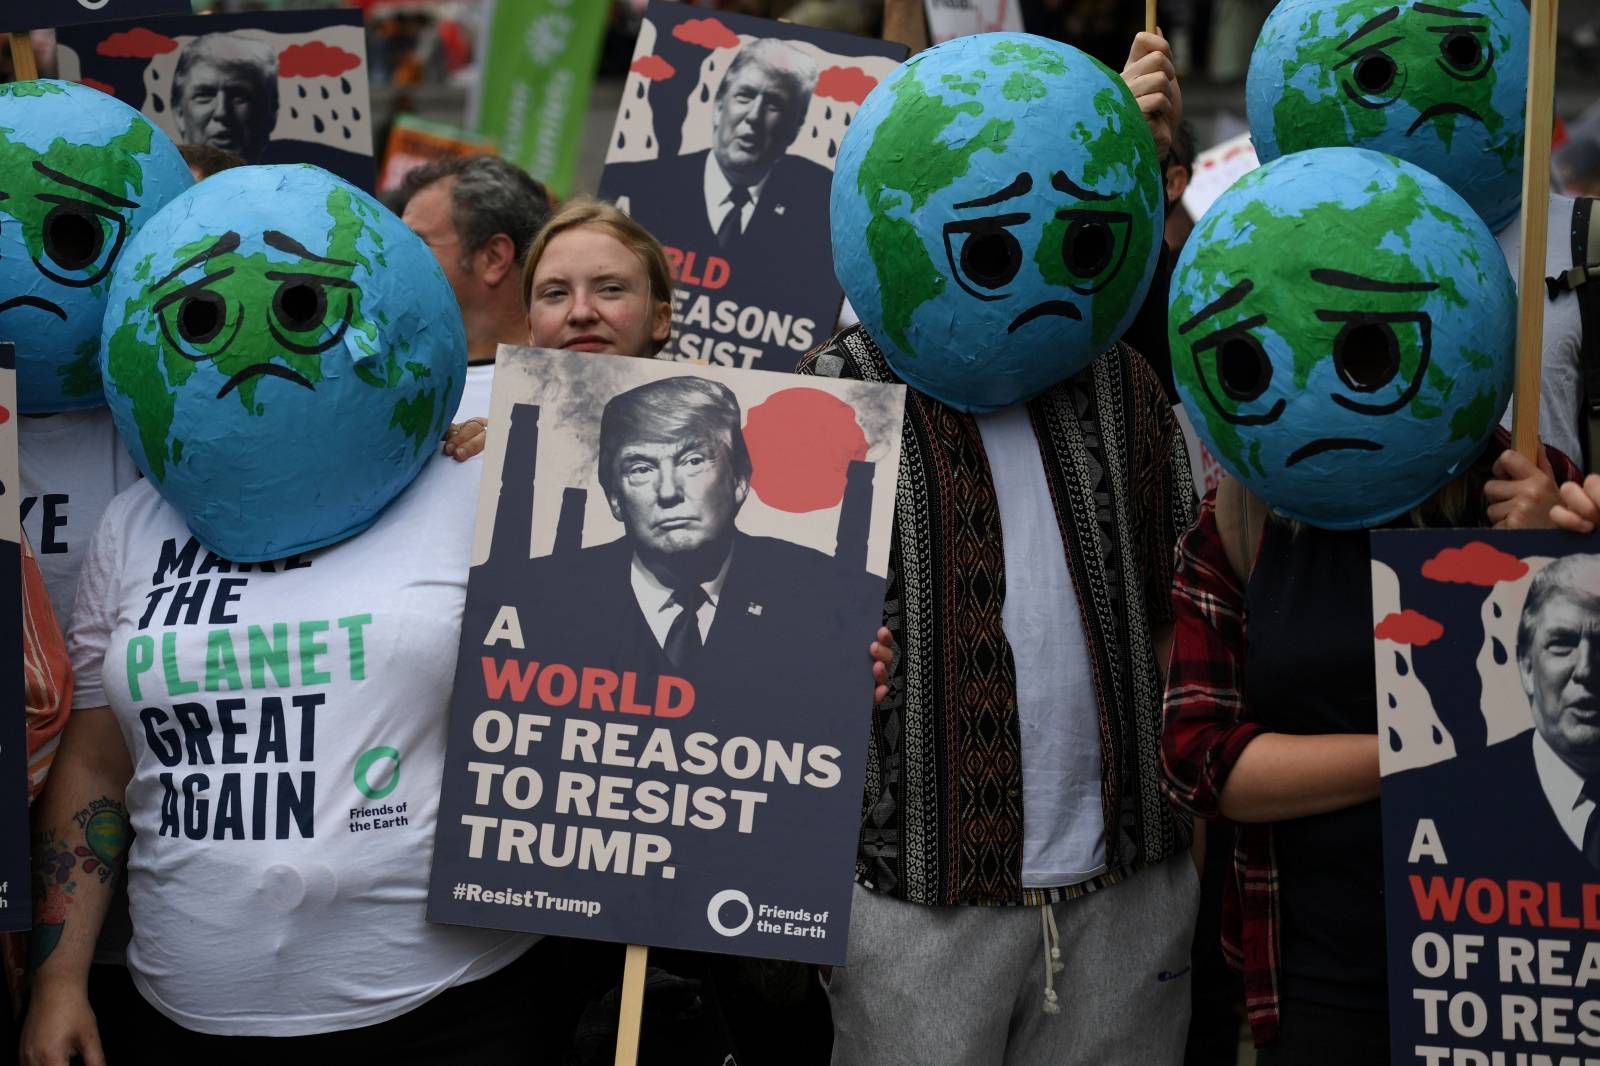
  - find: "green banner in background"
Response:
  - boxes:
[470,0,608,196]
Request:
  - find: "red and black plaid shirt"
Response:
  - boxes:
[1162,440,1581,1046]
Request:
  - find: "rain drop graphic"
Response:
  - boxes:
[624,109,630,121]
[645,135,653,150]
[152,69,161,82]
[618,132,627,149]
[343,127,351,140]
[331,109,339,120]
[1492,637,1508,665]
[352,107,361,120]
[314,115,325,133]
[636,82,644,98]
[1394,651,1408,677]
[321,86,330,100]
[152,93,165,113]
[341,77,352,94]
[844,112,851,126]
[810,125,817,138]
[291,107,299,120]
[827,139,836,158]
[700,84,709,103]
[298,85,307,98]
[825,106,832,120]
[1387,726,1403,753]
[1492,602,1503,618]
[1431,725,1442,744]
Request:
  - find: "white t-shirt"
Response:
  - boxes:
[68,455,533,1036]
[1497,191,1585,464]
[453,361,496,423]
[20,408,142,626]
[976,407,1107,888]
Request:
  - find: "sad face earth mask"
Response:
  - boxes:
[101,164,466,561]
[1246,0,1527,232]
[1168,147,1514,529]
[831,32,1163,413]
[0,80,193,412]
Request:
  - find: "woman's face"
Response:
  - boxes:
[527,226,671,359]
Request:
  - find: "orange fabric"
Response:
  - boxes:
[22,534,71,799]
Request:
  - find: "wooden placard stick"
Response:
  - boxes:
[1511,0,1560,459]
[1146,0,1157,36]
[613,943,650,1066]
[9,31,37,81]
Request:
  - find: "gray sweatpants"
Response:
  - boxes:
[827,853,1199,1066]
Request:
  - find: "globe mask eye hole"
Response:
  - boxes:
[1436,27,1492,80]
[1334,38,1406,107]
[1313,309,1433,415]
[265,271,356,356]
[1189,315,1285,426]
[942,213,1026,302]
[1055,209,1132,295]
[34,197,126,287]
[154,276,241,363]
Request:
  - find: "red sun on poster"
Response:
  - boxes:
[744,388,868,513]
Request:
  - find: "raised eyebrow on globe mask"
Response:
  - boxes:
[1309,268,1438,415]
[32,160,138,211]
[1180,279,1285,425]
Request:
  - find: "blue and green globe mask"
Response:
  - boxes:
[1247,0,1527,233]
[1169,147,1515,529]
[831,33,1163,413]
[101,165,466,561]
[0,80,193,413]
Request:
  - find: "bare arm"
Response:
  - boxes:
[20,707,132,1066]
[1217,732,1380,824]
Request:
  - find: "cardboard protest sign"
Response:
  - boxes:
[1178,131,1258,224]
[56,9,376,190]
[0,343,29,932]
[427,346,905,964]
[599,3,905,373]
[924,0,1023,43]
[1373,529,1600,1064]
[470,0,607,197]
[378,114,496,195]
[0,0,188,35]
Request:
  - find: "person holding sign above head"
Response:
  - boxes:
[1159,148,1578,1065]
[19,165,568,1065]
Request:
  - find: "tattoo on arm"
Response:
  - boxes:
[30,796,131,972]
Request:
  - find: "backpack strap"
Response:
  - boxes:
[1213,476,1270,587]
[1547,196,1600,470]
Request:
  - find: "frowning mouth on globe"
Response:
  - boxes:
[216,361,315,399]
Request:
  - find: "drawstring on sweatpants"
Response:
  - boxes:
[1040,904,1064,1014]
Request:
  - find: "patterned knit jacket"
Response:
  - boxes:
[798,325,1197,906]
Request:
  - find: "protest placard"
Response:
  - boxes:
[427,346,905,965]
[1374,528,1600,1064]
[2,0,188,35]
[924,0,1023,43]
[56,8,376,189]
[378,114,497,195]
[470,0,607,196]
[599,3,905,373]
[0,343,29,933]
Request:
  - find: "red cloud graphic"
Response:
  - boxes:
[96,28,178,58]
[80,78,117,96]
[1421,541,1529,586]
[744,389,868,513]
[630,55,676,82]
[816,66,877,104]
[1375,609,1445,646]
[278,41,362,79]
[672,17,740,50]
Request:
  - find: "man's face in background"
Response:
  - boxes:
[712,62,802,181]
[1522,572,1600,777]
[607,431,748,560]
[175,58,274,159]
